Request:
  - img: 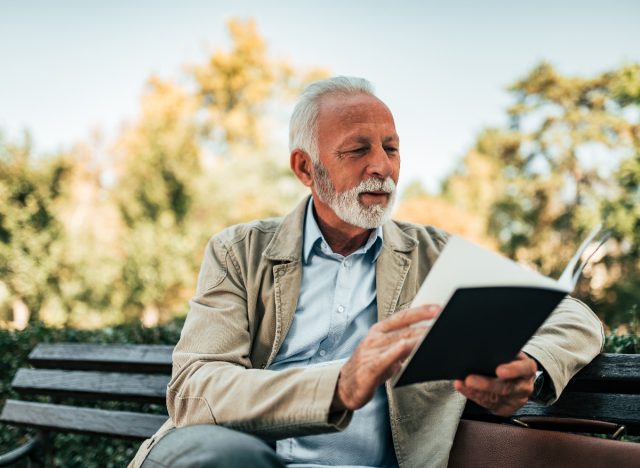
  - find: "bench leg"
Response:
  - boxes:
[30,431,53,467]
[0,431,49,467]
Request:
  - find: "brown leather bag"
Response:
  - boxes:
[449,418,640,468]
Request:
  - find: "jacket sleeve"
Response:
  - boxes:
[522,296,604,403]
[429,226,604,404]
[166,236,351,440]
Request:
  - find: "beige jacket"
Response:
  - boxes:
[130,197,604,468]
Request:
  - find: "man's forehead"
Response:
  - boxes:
[317,93,395,125]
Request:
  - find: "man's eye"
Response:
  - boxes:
[385,147,399,154]
[348,147,368,155]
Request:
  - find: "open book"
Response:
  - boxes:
[391,224,610,387]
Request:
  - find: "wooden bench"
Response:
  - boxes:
[1,343,639,466]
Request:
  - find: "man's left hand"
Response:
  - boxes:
[453,352,537,417]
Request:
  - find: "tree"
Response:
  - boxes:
[0,132,70,326]
[395,181,496,248]
[0,18,326,328]
[192,19,326,158]
[601,65,640,326]
[110,19,323,325]
[443,63,640,326]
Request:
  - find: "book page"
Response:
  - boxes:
[411,236,566,310]
[558,223,610,290]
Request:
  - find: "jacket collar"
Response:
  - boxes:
[262,195,418,262]
[262,197,308,262]
[381,215,418,253]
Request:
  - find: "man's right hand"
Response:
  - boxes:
[331,304,441,412]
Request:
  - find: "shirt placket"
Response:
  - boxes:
[321,253,360,360]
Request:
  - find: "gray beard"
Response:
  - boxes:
[312,161,396,229]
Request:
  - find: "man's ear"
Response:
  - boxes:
[291,149,314,188]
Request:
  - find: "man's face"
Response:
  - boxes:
[312,93,400,229]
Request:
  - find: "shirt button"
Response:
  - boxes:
[337,305,345,313]
[319,350,326,357]
[343,260,350,267]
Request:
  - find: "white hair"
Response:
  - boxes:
[289,76,375,162]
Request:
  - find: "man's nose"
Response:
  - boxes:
[366,145,393,179]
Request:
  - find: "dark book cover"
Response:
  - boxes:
[393,286,567,386]
[391,226,608,387]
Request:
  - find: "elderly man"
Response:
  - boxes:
[130,77,603,468]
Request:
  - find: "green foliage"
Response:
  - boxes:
[605,333,639,354]
[0,19,323,327]
[0,319,183,467]
[443,63,640,326]
[401,180,431,200]
[604,305,640,353]
[192,19,327,156]
[0,133,71,321]
[115,77,200,228]
[102,18,319,325]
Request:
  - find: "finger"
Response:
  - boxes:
[454,382,487,405]
[464,375,499,393]
[376,338,418,381]
[367,326,427,348]
[455,380,490,401]
[464,374,533,399]
[509,376,536,398]
[464,375,518,397]
[453,379,465,392]
[456,377,531,415]
[456,383,528,416]
[375,304,440,332]
[496,353,537,380]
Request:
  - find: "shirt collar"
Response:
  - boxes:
[302,197,384,264]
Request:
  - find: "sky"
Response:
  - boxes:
[1,0,639,192]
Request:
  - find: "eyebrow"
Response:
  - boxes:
[382,135,399,144]
[343,135,399,147]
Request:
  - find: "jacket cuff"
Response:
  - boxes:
[521,343,561,404]
[523,352,555,405]
[315,362,353,430]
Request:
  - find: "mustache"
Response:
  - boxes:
[353,177,396,194]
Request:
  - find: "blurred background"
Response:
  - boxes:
[1,0,639,332]
[1,2,639,465]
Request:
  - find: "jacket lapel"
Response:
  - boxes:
[376,222,417,321]
[262,197,308,366]
[268,262,302,365]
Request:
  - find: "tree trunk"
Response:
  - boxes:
[12,298,30,330]
[142,304,159,327]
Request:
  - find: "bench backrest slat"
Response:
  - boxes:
[0,400,165,440]
[29,343,173,373]
[567,354,640,393]
[27,344,640,391]
[12,369,169,404]
[518,392,640,435]
[463,392,640,436]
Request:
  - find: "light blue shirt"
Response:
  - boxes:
[269,198,398,468]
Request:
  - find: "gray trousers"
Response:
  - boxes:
[141,424,285,468]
